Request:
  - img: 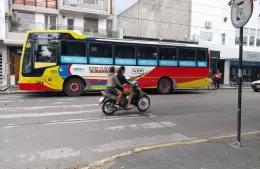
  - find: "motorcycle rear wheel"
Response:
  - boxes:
[102,99,116,115]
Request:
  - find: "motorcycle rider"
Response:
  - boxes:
[116,66,134,109]
[106,66,123,108]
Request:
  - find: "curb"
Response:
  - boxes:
[83,130,260,169]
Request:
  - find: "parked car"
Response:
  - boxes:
[251,80,260,92]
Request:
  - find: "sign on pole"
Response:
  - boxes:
[231,0,254,28]
[230,0,253,146]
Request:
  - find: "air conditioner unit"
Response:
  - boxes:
[205,21,212,28]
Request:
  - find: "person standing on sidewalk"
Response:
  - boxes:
[213,69,222,90]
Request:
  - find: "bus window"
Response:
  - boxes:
[197,49,207,67]
[137,46,157,66]
[159,47,177,66]
[179,48,196,67]
[60,41,87,64]
[89,42,113,65]
[22,43,33,74]
[34,44,57,69]
[114,44,136,65]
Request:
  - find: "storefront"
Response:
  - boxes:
[9,46,23,85]
[230,51,260,82]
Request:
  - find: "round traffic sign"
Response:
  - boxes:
[231,0,254,28]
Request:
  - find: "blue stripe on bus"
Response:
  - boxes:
[89,57,113,64]
[115,58,136,65]
[197,61,207,67]
[179,61,196,67]
[138,59,157,66]
[90,82,107,85]
[159,60,178,66]
[61,56,87,63]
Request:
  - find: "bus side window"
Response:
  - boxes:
[60,41,87,64]
[197,49,207,67]
[114,44,136,65]
[179,48,196,67]
[159,47,177,66]
[137,46,157,66]
[89,42,113,65]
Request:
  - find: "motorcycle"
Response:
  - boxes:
[99,78,151,115]
[230,77,243,87]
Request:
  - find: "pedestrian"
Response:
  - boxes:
[213,69,222,90]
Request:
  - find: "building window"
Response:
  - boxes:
[179,48,196,67]
[14,0,57,8]
[243,28,249,45]
[249,29,256,46]
[200,31,213,41]
[47,0,57,8]
[14,0,24,4]
[137,46,158,66]
[256,30,260,47]
[16,12,35,30]
[37,0,46,7]
[89,42,113,65]
[67,19,74,30]
[159,47,177,66]
[115,44,136,65]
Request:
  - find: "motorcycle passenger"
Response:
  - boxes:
[106,66,123,108]
[116,66,134,109]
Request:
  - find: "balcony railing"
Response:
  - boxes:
[5,21,118,38]
[62,0,109,13]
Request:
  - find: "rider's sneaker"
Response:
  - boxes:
[127,105,134,109]
[114,104,120,108]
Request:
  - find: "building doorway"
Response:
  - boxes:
[10,47,22,85]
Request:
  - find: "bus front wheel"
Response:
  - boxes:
[157,78,172,94]
[64,78,85,97]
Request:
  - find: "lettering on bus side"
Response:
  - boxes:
[132,68,144,74]
[89,67,119,73]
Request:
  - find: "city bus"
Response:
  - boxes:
[19,30,211,96]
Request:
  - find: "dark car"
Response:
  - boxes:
[252,80,260,92]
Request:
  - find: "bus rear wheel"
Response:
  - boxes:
[157,78,172,94]
[64,78,85,97]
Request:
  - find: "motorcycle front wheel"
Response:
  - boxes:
[102,99,116,115]
[137,95,150,112]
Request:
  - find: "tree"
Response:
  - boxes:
[228,0,234,6]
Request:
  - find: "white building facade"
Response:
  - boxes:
[0,0,119,86]
[191,0,260,84]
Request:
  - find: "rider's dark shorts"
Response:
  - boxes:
[107,87,118,95]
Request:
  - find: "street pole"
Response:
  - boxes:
[237,26,243,145]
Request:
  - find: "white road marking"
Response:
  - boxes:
[0,109,101,119]
[0,104,99,112]
[106,121,176,131]
[42,114,156,126]
[2,114,157,128]
[52,102,66,105]
[38,147,80,160]
[0,101,12,103]
[92,133,191,152]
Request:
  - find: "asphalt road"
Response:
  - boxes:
[0,89,259,169]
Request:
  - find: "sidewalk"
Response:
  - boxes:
[89,131,260,169]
